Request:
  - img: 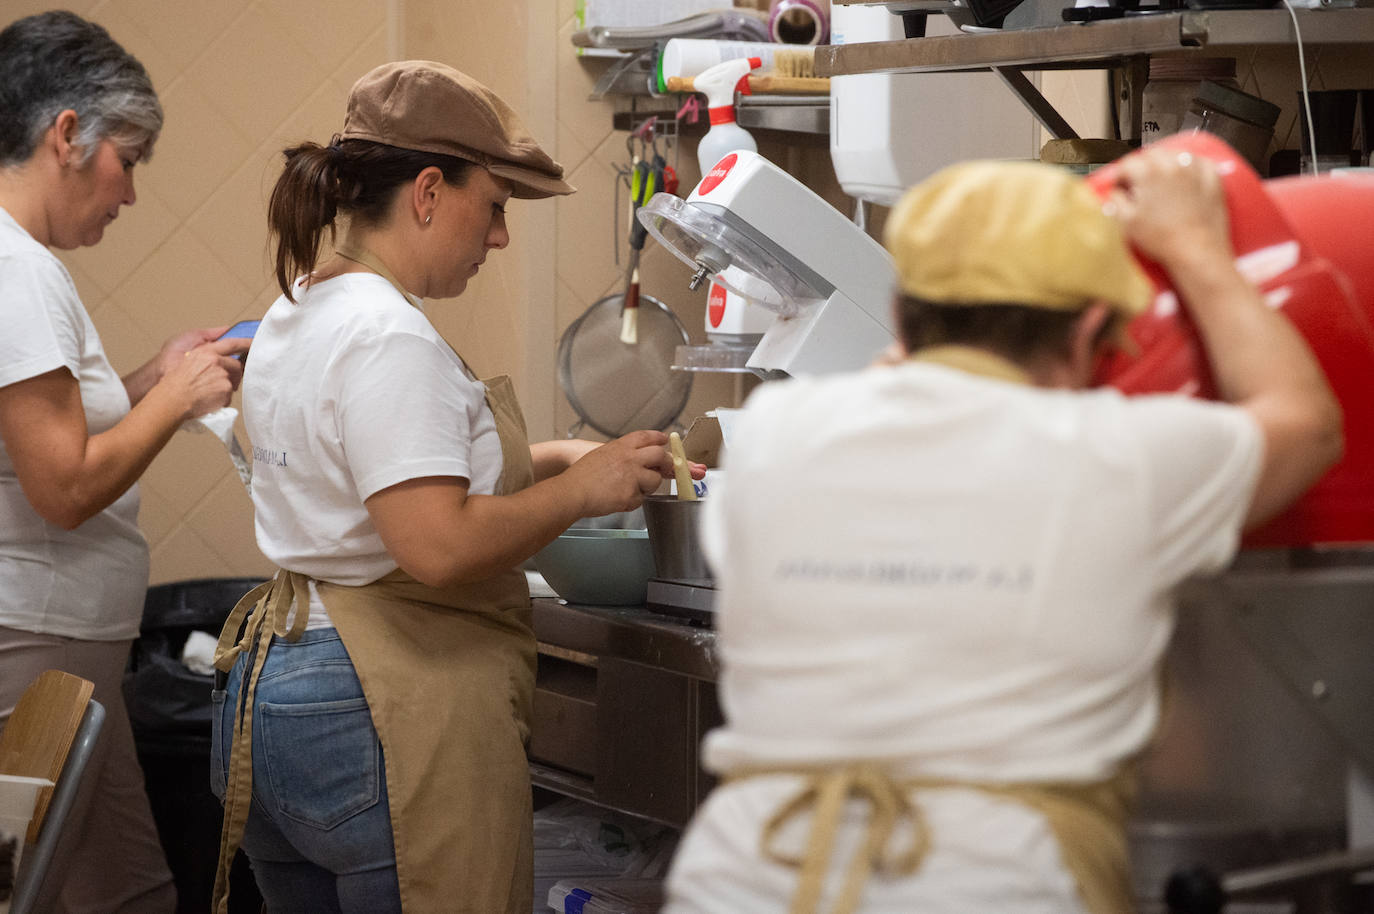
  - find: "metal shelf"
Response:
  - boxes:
[816,9,1374,75]
[816,8,1374,142]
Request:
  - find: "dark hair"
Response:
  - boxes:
[896,295,1118,365]
[0,11,162,167]
[267,137,473,300]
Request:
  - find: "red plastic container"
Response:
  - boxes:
[1088,132,1374,547]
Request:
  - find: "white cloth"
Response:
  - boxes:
[667,361,1262,912]
[242,273,500,623]
[0,207,148,641]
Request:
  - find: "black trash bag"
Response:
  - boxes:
[123,578,265,756]
[123,577,267,914]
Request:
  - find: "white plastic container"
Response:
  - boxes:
[657,38,781,89]
[829,5,1041,204]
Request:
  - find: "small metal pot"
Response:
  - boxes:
[642,495,714,585]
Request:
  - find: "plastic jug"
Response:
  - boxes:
[1088,131,1374,547]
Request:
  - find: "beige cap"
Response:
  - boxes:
[883,160,1151,318]
[342,60,574,199]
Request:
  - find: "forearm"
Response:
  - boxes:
[370,475,589,587]
[530,439,600,482]
[1167,245,1333,409]
[1165,245,1343,525]
[22,383,189,529]
[121,356,163,407]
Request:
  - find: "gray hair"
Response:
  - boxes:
[0,11,163,168]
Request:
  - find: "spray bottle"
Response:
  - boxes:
[694,56,762,178]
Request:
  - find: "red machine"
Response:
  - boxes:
[1088,131,1374,548]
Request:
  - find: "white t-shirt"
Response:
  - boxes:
[667,360,1262,913]
[243,273,500,620]
[0,207,149,641]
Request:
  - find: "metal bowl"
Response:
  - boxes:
[533,528,655,606]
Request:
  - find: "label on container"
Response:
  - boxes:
[697,153,738,195]
[707,283,728,328]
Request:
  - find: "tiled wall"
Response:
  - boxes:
[4,0,392,583]
[5,1,1366,586]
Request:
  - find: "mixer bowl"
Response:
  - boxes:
[533,528,655,606]
[642,495,714,584]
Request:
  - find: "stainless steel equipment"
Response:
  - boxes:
[642,495,715,622]
[1131,550,1374,912]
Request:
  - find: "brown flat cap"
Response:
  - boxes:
[342,60,574,199]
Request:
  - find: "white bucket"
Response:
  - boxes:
[0,774,54,909]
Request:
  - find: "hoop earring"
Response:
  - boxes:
[425,215,432,225]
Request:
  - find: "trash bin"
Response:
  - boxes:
[123,578,266,914]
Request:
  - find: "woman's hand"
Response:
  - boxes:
[561,430,677,517]
[159,346,239,420]
[124,327,250,406]
[1105,147,1233,270]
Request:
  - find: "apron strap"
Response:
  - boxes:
[738,763,1135,914]
[210,571,310,914]
[756,764,930,914]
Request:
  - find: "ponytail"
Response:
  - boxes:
[268,142,339,301]
[266,137,474,301]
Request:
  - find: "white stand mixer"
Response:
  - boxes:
[637,149,897,378]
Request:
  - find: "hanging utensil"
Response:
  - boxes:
[558,293,693,439]
[620,155,656,344]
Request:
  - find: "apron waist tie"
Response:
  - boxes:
[209,570,311,914]
[731,762,1136,914]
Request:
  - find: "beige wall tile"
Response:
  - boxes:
[258,0,386,75]
[185,478,272,576]
[149,521,235,584]
[85,301,153,378]
[188,4,329,145]
[111,230,256,345]
[184,148,279,292]
[137,483,182,552]
[142,81,255,221]
[557,21,619,157]
[82,2,178,91]
[141,432,234,518]
[105,0,252,75]
[334,23,392,95]
[557,137,626,305]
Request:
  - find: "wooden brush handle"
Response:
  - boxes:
[665,74,829,95]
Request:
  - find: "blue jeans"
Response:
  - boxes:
[212,628,401,914]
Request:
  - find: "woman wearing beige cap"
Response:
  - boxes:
[661,152,1341,914]
[209,61,689,914]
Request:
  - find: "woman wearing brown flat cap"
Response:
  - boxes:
[209,61,693,914]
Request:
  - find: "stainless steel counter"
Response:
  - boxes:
[532,598,717,682]
[530,599,721,829]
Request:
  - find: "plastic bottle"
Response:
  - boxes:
[657,39,780,93]
[694,56,762,177]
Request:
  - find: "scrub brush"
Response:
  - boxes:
[770,46,817,78]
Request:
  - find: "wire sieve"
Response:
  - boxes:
[557,293,693,438]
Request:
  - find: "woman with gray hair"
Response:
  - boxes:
[0,11,247,911]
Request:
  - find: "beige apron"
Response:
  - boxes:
[212,245,538,914]
[730,345,1139,914]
